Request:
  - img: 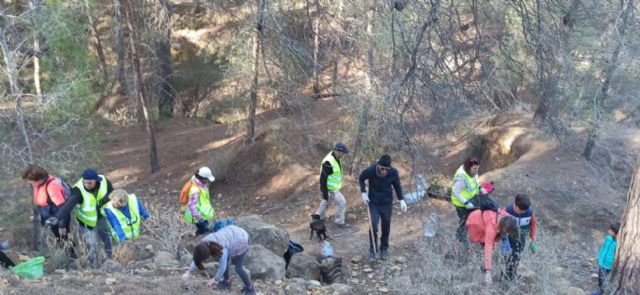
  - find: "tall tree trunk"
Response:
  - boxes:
[311,0,320,94]
[84,0,108,82]
[611,156,640,294]
[349,5,374,175]
[246,0,265,145]
[583,0,634,160]
[29,0,42,97]
[121,0,160,173]
[532,0,549,122]
[155,0,175,118]
[113,0,127,95]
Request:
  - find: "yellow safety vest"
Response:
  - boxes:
[321,152,343,191]
[184,183,215,223]
[74,175,108,227]
[106,194,141,243]
[450,165,479,207]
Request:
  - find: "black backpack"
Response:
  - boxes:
[470,193,499,212]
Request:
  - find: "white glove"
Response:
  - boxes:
[399,200,407,212]
[181,270,193,281]
[45,217,59,226]
[481,187,488,194]
[361,192,369,204]
[465,202,474,209]
[484,270,493,285]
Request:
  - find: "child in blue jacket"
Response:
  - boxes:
[592,222,620,295]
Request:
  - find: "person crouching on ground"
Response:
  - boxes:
[182,225,255,295]
[466,209,521,285]
[103,189,150,245]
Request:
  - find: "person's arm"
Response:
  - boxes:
[213,247,229,281]
[97,180,114,209]
[105,208,126,244]
[359,167,371,192]
[137,199,150,220]
[529,213,538,241]
[319,161,333,200]
[452,178,469,204]
[56,189,82,228]
[392,171,404,200]
[188,190,202,221]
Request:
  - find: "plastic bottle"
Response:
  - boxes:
[404,174,428,204]
[322,241,334,257]
[424,214,438,237]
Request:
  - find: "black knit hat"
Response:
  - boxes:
[378,154,392,167]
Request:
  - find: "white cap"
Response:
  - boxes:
[197,167,215,182]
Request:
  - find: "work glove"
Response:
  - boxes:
[361,192,369,204]
[484,270,493,285]
[45,217,59,226]
[465,202,474,209]
[208,278,220,289]
[0,240,9,250]
[529,242,537,253]
[181,270,193,281]
[399,200,407,212]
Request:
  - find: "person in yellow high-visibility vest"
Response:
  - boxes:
[104,189,150,245]
[451,157,488,243]
[315,143,350,228]
[185,167,216,235]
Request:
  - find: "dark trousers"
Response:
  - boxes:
[368,203,392,252]
[504,235,523,280]
[456,207,473,243]
[0,250,15,268]
[598,266,611,292]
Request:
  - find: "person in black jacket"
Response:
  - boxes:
[51,168,113,268]
[359,155,407,262]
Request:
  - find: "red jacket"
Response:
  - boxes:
[33,176,66,207]
[466,208,510,270]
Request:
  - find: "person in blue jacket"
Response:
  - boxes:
[592,222,620,295]
[103,189,150,245]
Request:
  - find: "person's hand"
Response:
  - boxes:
[399,200,407,212]
[45,217,59,226]
[480,187,488,194]
[484,270,493,285]
[58,227,67,236]
[529,242,537,253]
[0,240,9,250]
[208,278,219,289]
[181,270,193,281]
[465,202,474,209]
[361,192,369,204]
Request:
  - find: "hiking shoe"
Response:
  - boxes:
[368,251,377,263]
[335,222,350,228]
[217,279,232,290]
[241,286,256,295]
[380,249,389,261]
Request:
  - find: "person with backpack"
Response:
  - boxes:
[182,225,255,295]
[315,143,350,228]
[466,209,521,285]
[103,189,150,245]
[451,157,487,243]
[591,222,620,295]
[50,168,114,268]
[183,167,216,235]
[22,164,75,256]
[359,154,407,262]
[505,194,538,253]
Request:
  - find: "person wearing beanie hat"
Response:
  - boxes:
[315,143,350,228]
[184,167,217,235]
[358,154,406,262]
[51,168,114,268]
